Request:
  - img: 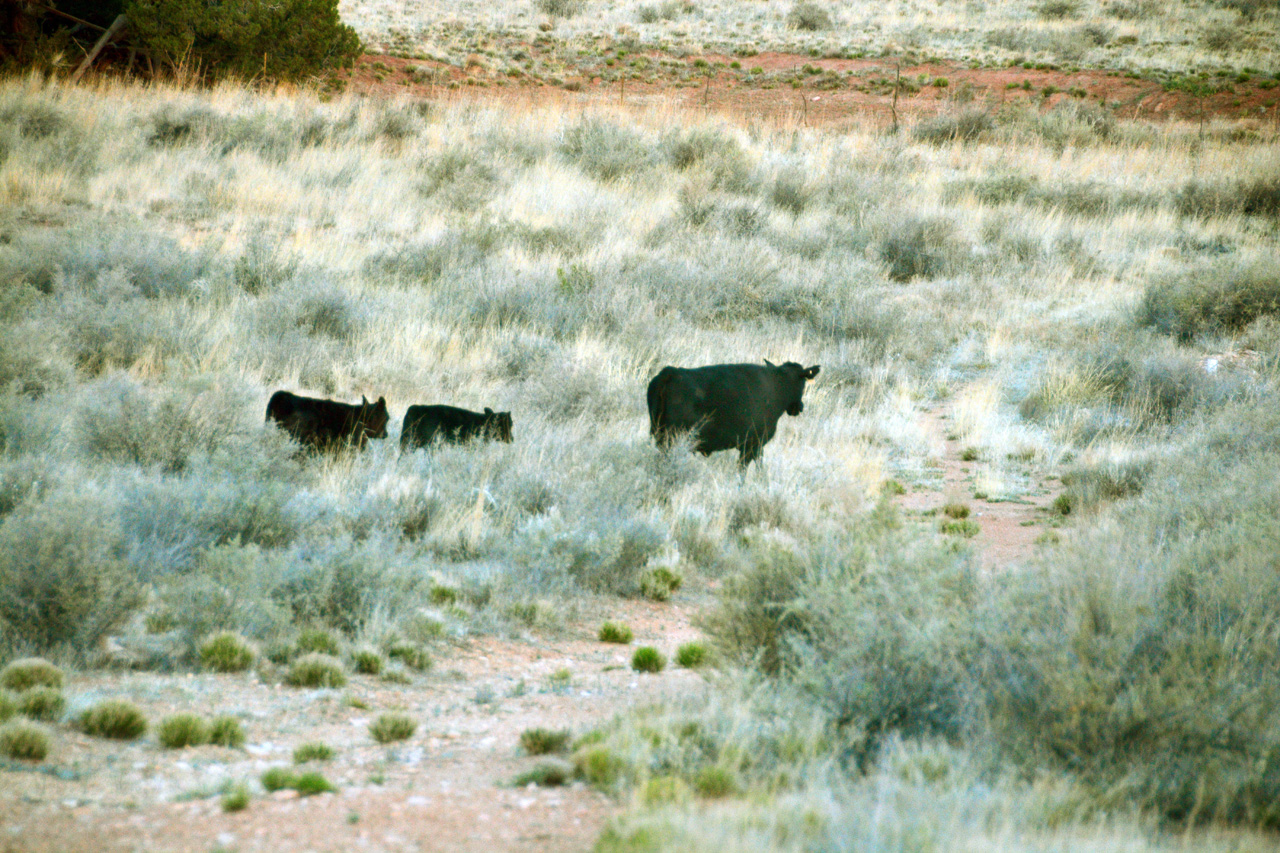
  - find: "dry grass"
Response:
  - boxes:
[338,0,1279,75]
[0,68,1278,850]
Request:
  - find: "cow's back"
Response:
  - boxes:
[402,405,483,449]
[266,390,386,451]
[651,364,786,453]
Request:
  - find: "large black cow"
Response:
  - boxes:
[400,405,513,451]
[265,390,389,451]
[648,360,820,466]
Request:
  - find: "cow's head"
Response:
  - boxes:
[766,360,821,416]
[484,407,514,443]
[358,396,390,441]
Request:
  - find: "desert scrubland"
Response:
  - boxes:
[1,0,1280,849]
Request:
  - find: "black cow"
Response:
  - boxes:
[400,405,513,451]
[265,390,389,451]
[647,360,820,466]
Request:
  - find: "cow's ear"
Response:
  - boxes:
[803,365,821,379]
[362,396,369,405]
[484,407,493,415]
[377,397,387,409]
[764,358,776,367]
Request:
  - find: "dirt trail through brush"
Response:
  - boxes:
[1,401,1058,853]
[897,403,1062,572]
[345,50,1280,128]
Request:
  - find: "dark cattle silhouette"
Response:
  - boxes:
[648,360,820,466]
[265,391,389,451]
[400,405,513,451]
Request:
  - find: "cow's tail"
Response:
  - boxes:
[648,367,676,444]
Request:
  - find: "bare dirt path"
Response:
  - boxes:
[1,400,1059,853]
[342,50,1280,128]
[897,403,1062,572]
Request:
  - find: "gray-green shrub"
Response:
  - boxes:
[1140,255,1280,342]
[701,520,978,763]
[1175,176,1280,221]
[0,493,143,658]
[559,119,651,183]
[786,0,834,30]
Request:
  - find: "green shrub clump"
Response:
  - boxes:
[199,632,255,673]
[221,782,251,812]
[351,648,384,675]
[17,687,65,722]
[692,765,739,798]
[631,647,666,673]
[157,713,210,749]
[125,0,362,83]
[78,700,147,740]
[941,518,980,537]
[0,720,51,761]
[208,716,246,748]
[520,727,571,755]
[370,713,417,744]
[575,745,628,789]
[513,759,573,787]
[295,629,341,656]
[386,643,432,671]
[285,653,348,688]
[293,771,337,796]
[598,622,633,644]
[640,567,683,602]
[293,741,336,762]
[261,766,297,792]
[675,642,709,668]
[0,690,16,722]
[0,658,65,691]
